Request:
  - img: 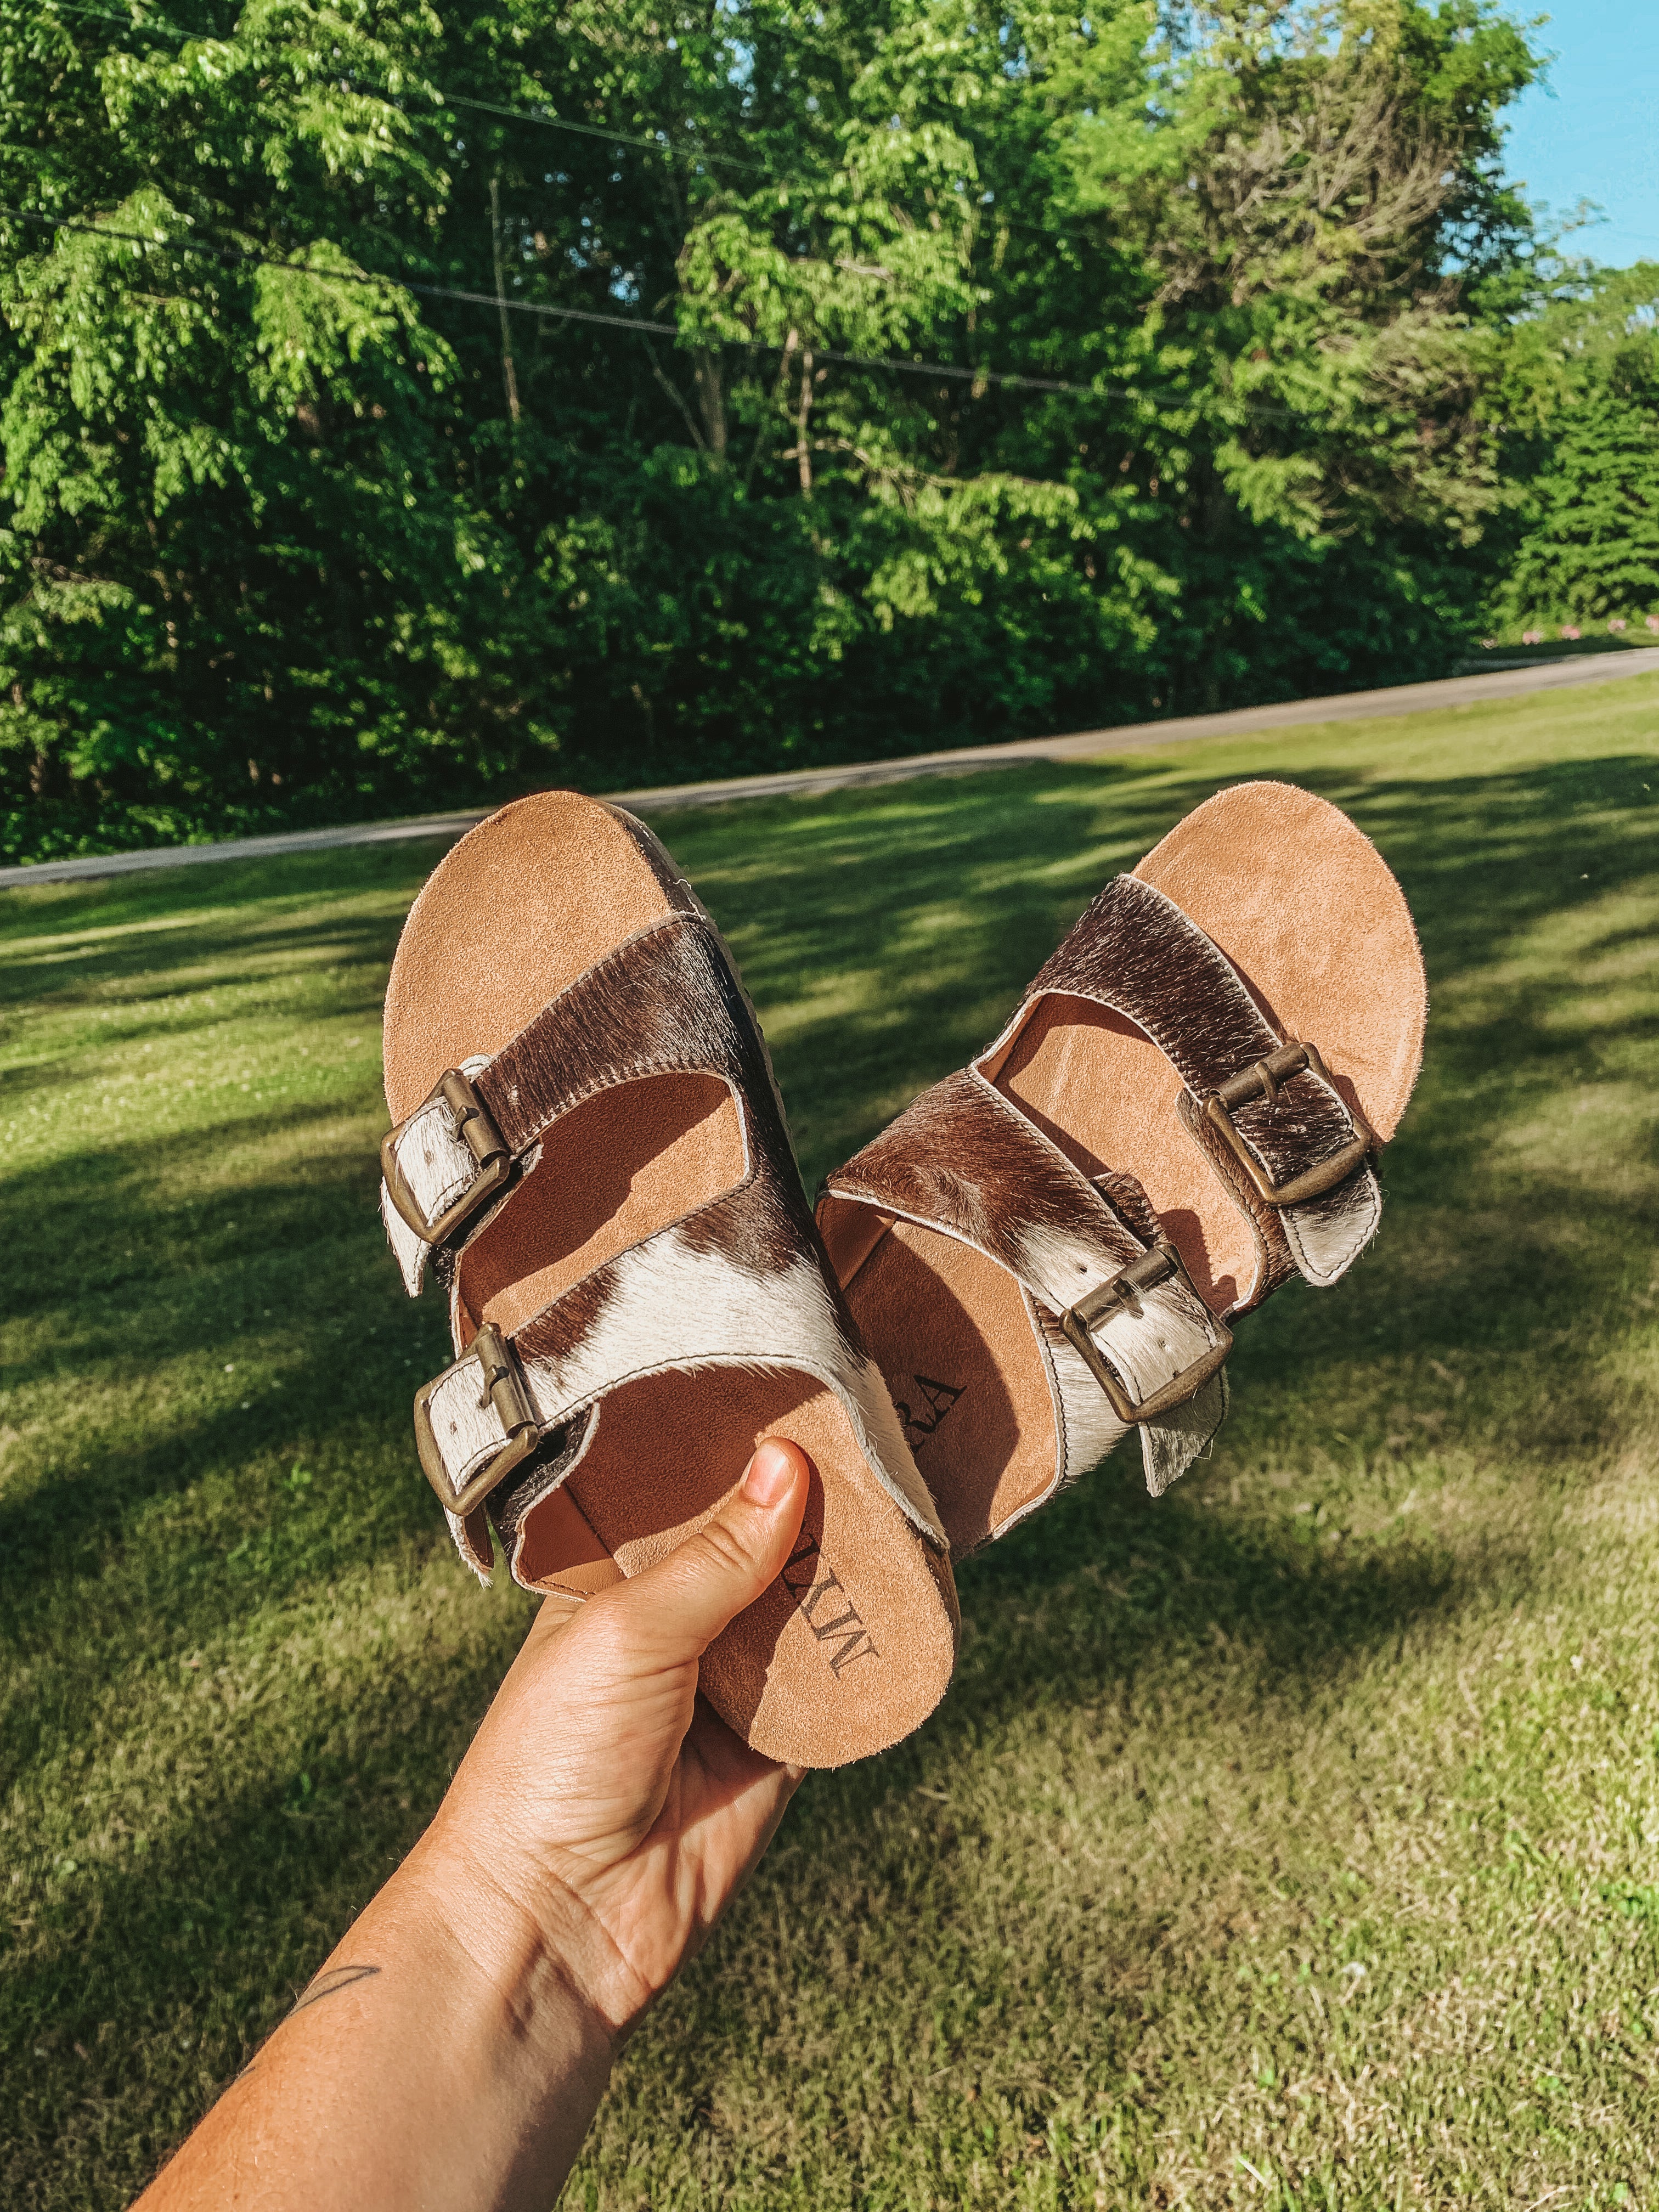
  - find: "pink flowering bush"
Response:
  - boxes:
[1521,629,1544,644]
[1648,616,1659,635]
[1560,624,1582,640]
[1609,617,1628,633]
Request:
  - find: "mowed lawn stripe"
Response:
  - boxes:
[3,674,1658,2207]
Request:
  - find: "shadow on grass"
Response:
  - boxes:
[0,838,449,949]
[654,749,1659,1178]
[11,745,1646,1595]
[3,746,1657,2197]
[0,1424,1466,2078]
[2,1613,512,2173]
[4,743,1654,1622]
[0,1115,449,1681]
[0,950,393,1116]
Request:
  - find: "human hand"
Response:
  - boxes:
[133,1442,812,2212]
[416,1437,811,2041]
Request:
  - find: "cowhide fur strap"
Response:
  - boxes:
[822,1070,1231,1508]
[383,907,947,1578]
[381,904,730,1298]
[987,873,1382,1311]
[420,1164,945,1581]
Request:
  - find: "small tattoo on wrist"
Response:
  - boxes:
[237,1962,382,2079]
[290,1963,381,2017]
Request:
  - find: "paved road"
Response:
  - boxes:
[7,646,1658,889]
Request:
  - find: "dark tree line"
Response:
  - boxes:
[1,0,1655,859]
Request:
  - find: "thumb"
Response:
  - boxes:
[619,1438,810,1667]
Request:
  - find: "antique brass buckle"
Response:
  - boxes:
[414,1321,539,1518]
[1200,1041,1375,1208]
[380,1068,512,1246]
[1058,1242,1232,1425]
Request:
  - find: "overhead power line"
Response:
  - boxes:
[34,0,819,180]
[15,4,1237,409]
[439,91,774,177]
[31,0,1050,218]
[0,203,1104,396]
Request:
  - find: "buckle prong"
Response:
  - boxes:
[1200,1040,1376,1209]
[414,1321,539,1519]
[381,1068,512,1248]
[1059,1242,1232,1425]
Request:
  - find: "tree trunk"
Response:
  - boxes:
[489,175,522,428]
[692,347,727,465]
[797,348,815,498]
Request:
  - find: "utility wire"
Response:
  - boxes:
[32,0,879,88]
[441,91,774,176]
[15,3,1236,407]
[32,0,814,179]
[30,0,1057,223]
[0,203,1109,395]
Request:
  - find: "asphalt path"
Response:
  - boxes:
[7,646,1658,889]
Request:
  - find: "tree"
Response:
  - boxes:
[0,0,1551,860]
[0,0,471,855]
[1029,0,1542,707]
[1488,263,1659,628]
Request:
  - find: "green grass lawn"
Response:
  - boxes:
[4,674,1659,2210]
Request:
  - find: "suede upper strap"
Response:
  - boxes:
[997,873,1381,1299]
[822,1070,1231,1500]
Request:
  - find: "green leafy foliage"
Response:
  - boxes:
[0,0,1584,859]
[1489,264,1659,630]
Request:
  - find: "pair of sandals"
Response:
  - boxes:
[379,783,1425,1770]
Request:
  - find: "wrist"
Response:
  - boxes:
[400,1814,639,2058]
[143,1830,624,2212]
[350,1833,621,2210]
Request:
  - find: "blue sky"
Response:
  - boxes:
[1501,0,1659,266]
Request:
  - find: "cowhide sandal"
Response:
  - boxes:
[817,781,1426,1556]
[377,791,958,1767]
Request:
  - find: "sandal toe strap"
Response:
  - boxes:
[415,1137,948,1565]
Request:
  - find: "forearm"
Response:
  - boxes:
[136,1830,617,2212]
[134,1448,808,2209]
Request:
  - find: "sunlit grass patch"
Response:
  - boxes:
[3,675,1659,2207]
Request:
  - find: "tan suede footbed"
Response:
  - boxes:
[833,781,1427,1555]
[382,790,956,1770]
